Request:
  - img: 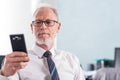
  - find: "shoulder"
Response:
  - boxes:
[55,49,80,65]
[26,50,37,58]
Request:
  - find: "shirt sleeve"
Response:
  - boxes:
[0,70,19,80]
[0,70,9,80]
[75,66,85,80]
[73,56,85,80]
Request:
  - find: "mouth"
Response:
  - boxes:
[40,33,49,35]
[38,32,50,38]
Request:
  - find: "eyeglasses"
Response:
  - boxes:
[32,20,59,27]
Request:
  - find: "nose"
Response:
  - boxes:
[40,22,47,29]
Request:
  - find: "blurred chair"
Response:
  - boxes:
[93,68,120,80]
[0,55,5,69]
[114,48,120,67]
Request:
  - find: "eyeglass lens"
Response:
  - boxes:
[32,20,58,27]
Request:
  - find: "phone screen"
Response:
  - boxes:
[9,34,27,53]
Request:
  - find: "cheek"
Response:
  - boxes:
[32,28,39,33]
[50,28,58,35]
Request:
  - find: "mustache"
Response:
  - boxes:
[37,31,50,34]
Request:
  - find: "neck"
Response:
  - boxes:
[36,41,54,50]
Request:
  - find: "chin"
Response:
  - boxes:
[36,38,54,46]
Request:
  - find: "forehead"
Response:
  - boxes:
[33,7,58,20]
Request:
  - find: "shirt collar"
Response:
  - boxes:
[31,44,56,58]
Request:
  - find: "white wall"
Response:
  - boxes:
[57,0,120,69]
[0,0,33,55]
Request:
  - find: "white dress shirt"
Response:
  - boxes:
[0,44,85,80]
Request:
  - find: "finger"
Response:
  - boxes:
[8,52,27,58]
[3,62,28,75]
[8,56,29,63]
[10,62,28,69]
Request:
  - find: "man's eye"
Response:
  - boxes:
[35,21,42,24]
[46,21,51,24]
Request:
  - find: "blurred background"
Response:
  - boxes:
[0,0,120,70]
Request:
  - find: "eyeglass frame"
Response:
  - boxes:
[32,19,59,27]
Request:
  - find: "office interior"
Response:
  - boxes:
[0,0,120,80]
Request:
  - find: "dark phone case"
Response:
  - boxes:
[10,34,27,53]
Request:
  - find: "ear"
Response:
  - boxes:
[30,23,33,32]
[30,23,34,34]
[57,23,61,33]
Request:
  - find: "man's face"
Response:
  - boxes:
[31,7,61,45]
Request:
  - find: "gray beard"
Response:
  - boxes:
[33,32,57,46]
[35,37,55,46]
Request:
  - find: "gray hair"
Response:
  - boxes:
[33,3,59,20]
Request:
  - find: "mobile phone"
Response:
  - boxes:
[9,34,27,53]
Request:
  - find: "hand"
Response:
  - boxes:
[1,52,29,77]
